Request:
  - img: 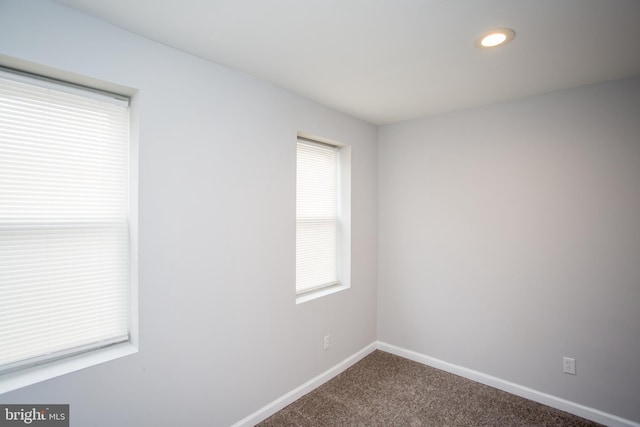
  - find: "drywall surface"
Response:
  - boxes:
[0,1,378,425]
[378,77,640,422]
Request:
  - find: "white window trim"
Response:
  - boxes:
[0,64,139,393]
[0,342,138,394]
[296,132,351,304]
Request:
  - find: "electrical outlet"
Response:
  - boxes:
[563,357,576,375]
[323,335,330,351]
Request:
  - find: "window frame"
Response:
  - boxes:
[0,66,138,393]
[295,133,351,304]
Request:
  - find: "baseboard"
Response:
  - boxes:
[231,342,377,427]
[377,341,640,427]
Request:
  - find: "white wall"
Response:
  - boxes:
[0,1,378,425]
[379,77,640,423]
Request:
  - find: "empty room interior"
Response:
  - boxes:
[1,0,639,426]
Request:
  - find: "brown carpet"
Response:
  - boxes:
[258,350,602,426]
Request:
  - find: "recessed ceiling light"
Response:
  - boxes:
[475,28,515,48]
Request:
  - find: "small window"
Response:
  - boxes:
[296,135,350,302]
[0,68,133,376]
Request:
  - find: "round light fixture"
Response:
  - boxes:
[475,28,515,48]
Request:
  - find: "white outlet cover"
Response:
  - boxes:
[563,357,576,375]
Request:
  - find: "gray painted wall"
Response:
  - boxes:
[2,0,639,424]
[378,77,640,422]
[0,1,378,425]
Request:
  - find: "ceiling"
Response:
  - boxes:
[53,0,640,125]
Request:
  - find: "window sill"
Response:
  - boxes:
[0,342,138,394]
[296,283,349,304]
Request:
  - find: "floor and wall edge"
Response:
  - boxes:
[377,341,640,427]
[231,342,378,427]
[231,341,639,427]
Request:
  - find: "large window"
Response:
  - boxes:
[296,135,350,302]
[0,68,133,376]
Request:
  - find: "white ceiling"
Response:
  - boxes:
[53,0,640,125]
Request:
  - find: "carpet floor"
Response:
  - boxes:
[257,350,602,426]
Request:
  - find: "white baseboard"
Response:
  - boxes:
[377,341,640,427]
[231,342,377,427]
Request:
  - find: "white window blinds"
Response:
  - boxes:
[0,70,130,372]
[296,139,338,294]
